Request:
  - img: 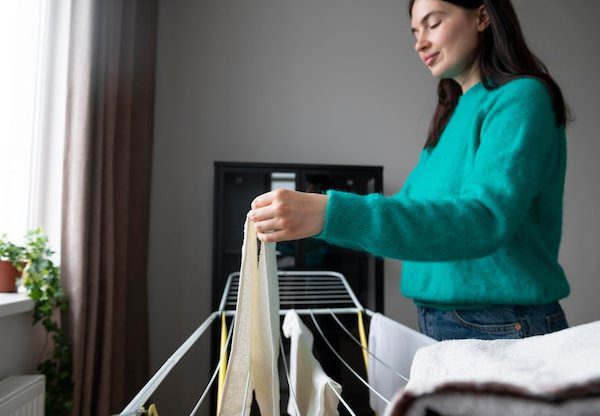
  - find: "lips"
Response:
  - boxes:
[423,52,439,66]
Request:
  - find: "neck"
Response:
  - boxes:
[454,65,481,94]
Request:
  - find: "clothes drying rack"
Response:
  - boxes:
[119,271,413,416]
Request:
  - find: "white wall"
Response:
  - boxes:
[0,312,45,379]
[148,1,600,414]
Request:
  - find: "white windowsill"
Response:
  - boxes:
[0,293,34,319]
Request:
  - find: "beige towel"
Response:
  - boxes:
[218,214,280,416]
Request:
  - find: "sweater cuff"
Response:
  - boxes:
[315,190,370,246]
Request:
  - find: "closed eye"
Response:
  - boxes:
[411,10,446,37]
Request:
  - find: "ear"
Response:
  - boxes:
[476,5,490,32]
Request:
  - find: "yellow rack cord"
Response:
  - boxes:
[357,310,369,371]
[217,313,229,411]
[147,403,159,416]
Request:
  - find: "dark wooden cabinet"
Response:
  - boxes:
[212,161,384,313]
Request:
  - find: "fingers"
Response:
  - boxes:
[256,230,288,243]
[254,218,279,234]
[249,189,326,243]
[251,190,278,210]
[249,206,270,222]
[250,189,291,221]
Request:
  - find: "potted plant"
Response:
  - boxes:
[0,229,73,415]
[0,236,24,292]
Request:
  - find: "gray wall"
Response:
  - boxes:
[147,1,600,414]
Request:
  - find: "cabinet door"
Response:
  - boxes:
[297,169,382,311]
[295,169,381,416]
[214,163,383,311]
[214,166,302,304]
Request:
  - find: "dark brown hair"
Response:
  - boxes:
[409,0,570,148]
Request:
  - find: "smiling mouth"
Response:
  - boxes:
[424,53,439,66]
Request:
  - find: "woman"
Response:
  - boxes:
[249,0,571,341]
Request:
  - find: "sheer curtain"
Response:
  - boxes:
[61,0,158,414]
[0,0,70,249]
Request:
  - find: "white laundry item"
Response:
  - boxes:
[282,310,342,416]
[367,313,436,414]
[384,320,600,416]
[218,214,280,416]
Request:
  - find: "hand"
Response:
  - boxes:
[250,189,328,242]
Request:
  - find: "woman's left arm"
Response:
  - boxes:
[315,79,563,261]
[251,79,562,262]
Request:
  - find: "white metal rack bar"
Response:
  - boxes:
[222,271,363,314]
[119,271,402,416]
[120,311,220,415]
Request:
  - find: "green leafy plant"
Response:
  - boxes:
[0,229,73,415]
[0,236,25,265]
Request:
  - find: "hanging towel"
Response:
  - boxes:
[218,214,280,416]
[367,313,436,414]
[282,310,342,416]
[384,320,600,416]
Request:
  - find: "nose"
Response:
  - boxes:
[414,34,430,53]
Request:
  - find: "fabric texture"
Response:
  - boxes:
[368,313,436,414]
[316,77,569,309]
[62,0,158,413]
[218,214,280,416]
[282,310,342,416]
[418,301,569,341]
[384,321,600,416]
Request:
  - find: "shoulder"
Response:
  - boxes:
[483,76,554,118]
[488,77,552,105]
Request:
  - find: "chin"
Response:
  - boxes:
[432,68,459,81]
[430,67,445,78]
[428,64,447,79]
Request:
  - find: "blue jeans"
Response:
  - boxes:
[417,302,568,341]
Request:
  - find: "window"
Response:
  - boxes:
[0,0,71,255]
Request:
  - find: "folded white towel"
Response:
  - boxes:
[384,320,600,416]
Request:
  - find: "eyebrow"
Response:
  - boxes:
[411,10,446,33]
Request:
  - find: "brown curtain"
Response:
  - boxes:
[61,0,158,414]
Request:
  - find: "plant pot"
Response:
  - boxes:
[0,260,21,292]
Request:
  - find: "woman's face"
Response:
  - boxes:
[410,0,489,89]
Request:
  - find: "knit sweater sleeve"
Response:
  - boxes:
[316,79,560,261]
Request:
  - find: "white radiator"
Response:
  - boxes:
[0,375,45,416]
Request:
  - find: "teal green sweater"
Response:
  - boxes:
[317,77,570,308]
